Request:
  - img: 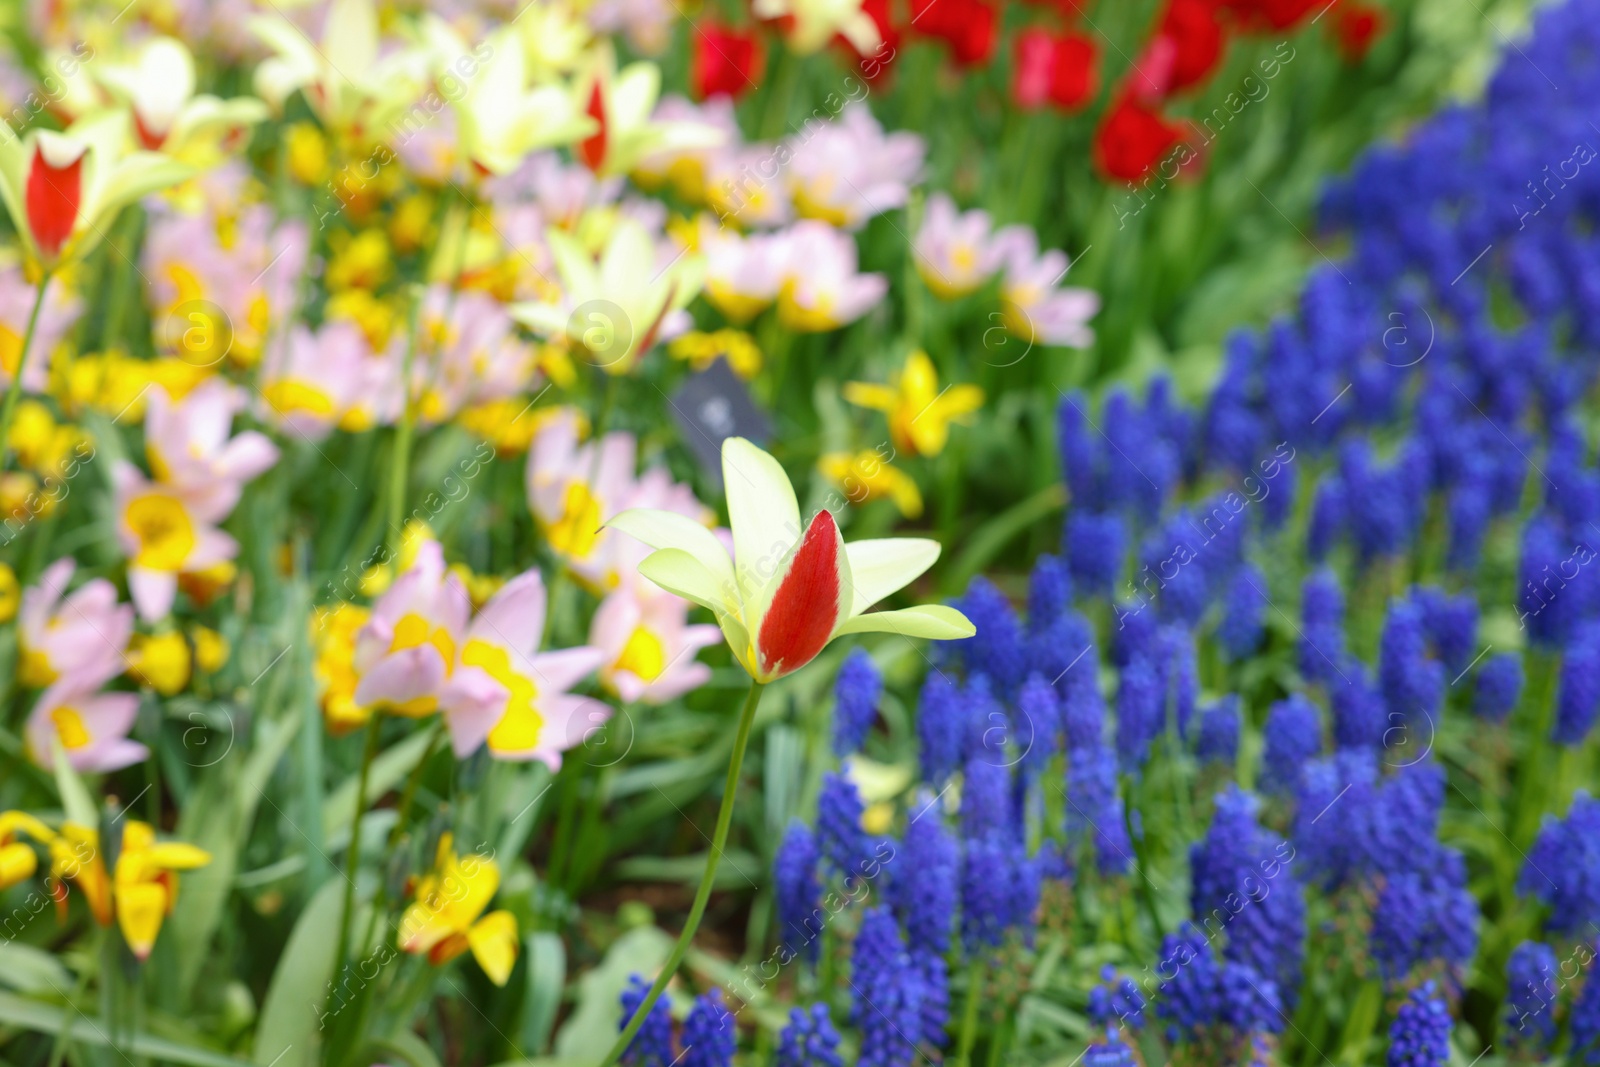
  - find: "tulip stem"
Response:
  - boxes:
[0,269,53,470]
[386,295,423,557]
[334,714,383,974]
[596,678,765,1067]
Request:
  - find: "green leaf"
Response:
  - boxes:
[0,991,255,1067]
[520,932,566,1055]
[323,729,436,841]
[252,877,344,1067]
[358,1031,443,1067]
[553,926,673,1063]
[0,943,71,994]
[172,714,301,998]
[940,483,1067,595]
[51,741,97,826]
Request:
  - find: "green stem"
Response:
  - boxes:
[954,956,985,1067]
[758,49,800,141]
[596,679,766,1067]
[334,715,383,972]
[0,269,53,469]
[386,296,423,556]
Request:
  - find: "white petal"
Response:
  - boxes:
[637,549,727,618]
[722,437,801,602]
[832,605,975,640]
[607,508,737,610]
[842,538,941,617]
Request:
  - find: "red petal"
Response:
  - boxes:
[578,80,607,173]
[757,509,844,678]
[25,142,84,259]
[133,110,167,151]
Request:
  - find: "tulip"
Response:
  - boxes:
[25,680,147,773]
[591,582,722,704]
[912,193,1006,299]
[351,540,471,716]
[398,834,519,986]
[0,811,55,891]
[910,0,999,67]
[596,436,972,1067]
[693,23,766,100]
[1330,1,1386,61]
[48,820,209,960]
[438,569,608,764]
[753,0,882,55]
[95,36,267,162]
[510,217,704,375]
[844,350,984,458]
[571,44,725,178]
[1094,91,1186,183]
[114,464,246,621]
[18,557,134,690]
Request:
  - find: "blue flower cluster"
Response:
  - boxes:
[619,978,737,1067]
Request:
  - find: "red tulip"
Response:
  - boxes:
[693,23,765,100]
[1329,1,1385,61]
[1013,29,1098,111]
[1094,92,1186,183]
[911,0,999,68]
[1219,0,1322,30]
[850,0,902,81]
[1013,28,1057,109]
[1156,0,1228,93]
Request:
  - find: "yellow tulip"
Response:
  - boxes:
[191,626,230,674]
[49,820,209,958]
[128,631,192,696]
[818,450,924,519]
[843,350,983,458]
[398,834,518,986]
[0,811,55,891]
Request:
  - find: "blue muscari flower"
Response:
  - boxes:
[1062,666,1106,753]
[680,989,735,1067]
[618,974,674,1067]
[1416,587,1479,675]
[1066,511,1126,598]
[1386,982,1452,1067]
[1259,695,1322,795]
[1140,517,1209,626]
[960,833,1040,950]
[1520,514,1573,647]
[1116,656,1164,770]
[1301,569,1347,684]
[1307,477,1348,562]
[912,951,949,1049]
[774,822,822,960]
[891,805,958,953]
[1028,610,1097,687]
[1028,554,1073,631]
[949,577,1026,693]
[961,755,1013,842]
[1262,460,1296,531]
[1370,849,1478,982]
[777,1004,843,1067]
[1163,624,1199,738]
[832,649,881,757]
[1474,653,1522,722]
[1059,391,1106,511]
[1113,599,1158,666]
[816,773,871,881]
[1555,626,1600,744]
[1196,696,1240,767]
[1502,941,1558,1050]
[1036,839,1074,882]
[1218,564,1268,661]
[1520,792,1600,937]
[1376,760,1447,878]
[1380,597,1444,744]
[1294,749,1383,889]
[1190,788,1305,1002]
[1087,964,1146,1031]
[1018,673,1062,781]
[1083,1027,1137,1067]
[1571,939,1600,1066]
[918,675,965,784]
[1217,960,1282,1034]
[1333,659,1388,751]
[1068,743,1132,875]
[1153,923,1282,1041]
[963,674,1009,763]
[853,908,925,1067]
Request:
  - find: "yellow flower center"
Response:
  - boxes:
[0,325,23,379]
[262,379,336,418]
[51,705,91,749]
[125,492,196,571]
[615,626,666,682]
[951,242,977,274]
[545,482,601,560]
[19,644,56,687]
[462,639,543,753]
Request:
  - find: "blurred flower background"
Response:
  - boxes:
[0,0,1589,1065]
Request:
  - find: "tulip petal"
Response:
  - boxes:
[637,548,727,617]
[754,509,848,680]
[722,437,802,601]
[843,538,942,617]
[832,604,976,640]
[607,508,737,609]
[467,910,519,986]
[117,880,168,960]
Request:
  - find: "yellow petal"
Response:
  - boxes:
[117,880,169,959]
[0,841,37,889]
[0,810,56,845]
[841,382,896,413]
[144,842,212,871]
[467,910,519,987]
